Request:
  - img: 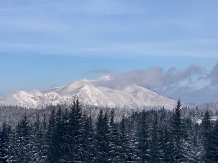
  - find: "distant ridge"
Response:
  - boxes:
[0,76,178,110]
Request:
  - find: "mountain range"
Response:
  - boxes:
[0,76,181,110]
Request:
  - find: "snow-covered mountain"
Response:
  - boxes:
[197,101,218,112]
[0,76,178,110]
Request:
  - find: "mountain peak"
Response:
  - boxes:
[0,76,178,110]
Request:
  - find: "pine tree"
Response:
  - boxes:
[60,108,70,163]
[94,110,110,163]
[46,109,58,163]
[204,121,218,162]
[40,113,48,162]
[119,115,132,162]
[137,110,150,162]
[172,99,184,162]
[201,110,212,162]
[108,109,120,163]
[8,114,32,163]
[29,114,40,162]
[0,123,10,163]
[202,110,211,141]
[150,112,160,163]
[183,118,198,163]
[162,127,175,163]
[74,99,85,162]
[62,100,85,162]
[82,115,95,163]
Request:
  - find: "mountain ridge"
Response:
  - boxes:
[0,76,181,110]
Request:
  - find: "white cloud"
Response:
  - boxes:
[92,64,215,104]
[207,61,218,86]
[94,64,205,89]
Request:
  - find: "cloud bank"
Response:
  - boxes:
[93,62,218,104]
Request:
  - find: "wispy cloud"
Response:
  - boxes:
[86,68,113,74]
[94,64,206,90]
[0,0,218,59]
[1,39,218,58]
[0,16,67,33]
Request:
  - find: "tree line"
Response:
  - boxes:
[0,99,217,162]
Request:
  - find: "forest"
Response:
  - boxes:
[0,99,217,163]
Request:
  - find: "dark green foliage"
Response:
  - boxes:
[137,110,150,162]
[150,113,160,163]
[8,114,31,163]
[1,99,218,162]
[119,115,132,162]
[82,116,95,163]
[172,99,185,162]
[94,110,110,162]
[162,127,175,163]
[202,110,211,141]
[0,123,10,163]
[204,121,218,162]
[46,109,58,163]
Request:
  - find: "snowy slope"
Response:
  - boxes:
[197,101,218,112]
[0,76,178,110]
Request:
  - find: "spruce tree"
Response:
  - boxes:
[94,110,110,163]
[63,100,85,162]
[119,115,132,162]
[202,110,211,142]
[172,99,184,162]
[9,114,31,163]
[46,109,58,163]
[201,110,212,162]
[163,127,175,163]
[150,112,160,163]
[204,120,218,162]
[0,123,10,163]
[137,110,150,162]
[82,115,95,163]
[108,109,120,163]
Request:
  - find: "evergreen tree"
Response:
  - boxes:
[201,110,212,162]
[183,118,198,163]
[40,113,48,162]
[8,114,31,163]
[62,100,85,162]
[204,120,218,163]
[29,114,44,163]
[46,109,58,163]
[162,127,175,163]
[150,112,160,163]
[94,110,110,163]
[82,115,95,163]
[0,123,10,163]
[137,110,150,162]
[108,109,120,162]
[172,99,184,162]
[119,115,132,162]
[202,110,211,141]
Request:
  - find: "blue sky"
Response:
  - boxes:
[0,0,218,104]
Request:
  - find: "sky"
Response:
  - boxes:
[0,0,218,104]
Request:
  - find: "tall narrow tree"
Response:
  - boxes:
[172,99,184,162]
[137,110,150,162]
